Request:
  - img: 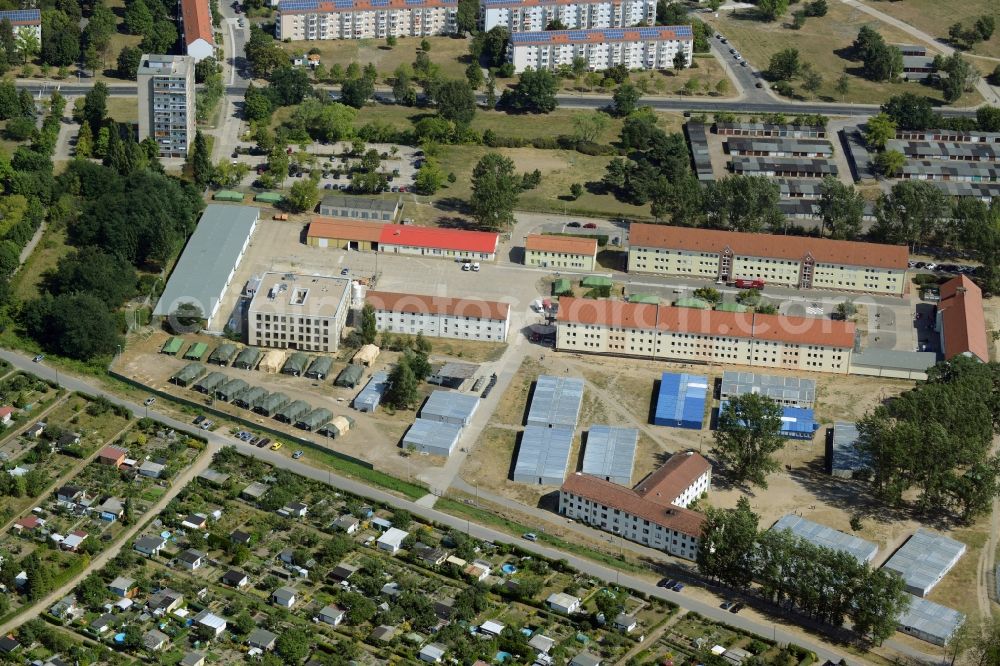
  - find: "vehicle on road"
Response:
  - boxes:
[734,277,765,289]
[730,603,744,614]
[144,397,155,406]
[583,222,597,229]
[522,532,537,541]
[566,222,581,228]
[659,579,676,588]
[341,268,350,276]
[293,450,304,459]
[32,355,43,362]
[270,441,282,450]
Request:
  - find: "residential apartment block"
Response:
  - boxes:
[524,234,598,271]
[276,0,457,40]
[247,272,351,353]
[366,290,511,342]
[481,0,656,32]
[555,297,856,374]
[627,223,908,295]
[0,9,41,41]
[137,54,195,158]
[559,451,710,560]
[508,26,692,73]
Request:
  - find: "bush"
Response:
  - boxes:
[574,140,615,156]
[530,136,559,149]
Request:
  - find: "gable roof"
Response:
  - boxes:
[526,234,598,255]
[938,275,988,362]
[378,225,499,254]
[628,223,908,270]
[181,0,215,47]
[633,451,711,506]
[307,217,386,242]
[367,290,510,321]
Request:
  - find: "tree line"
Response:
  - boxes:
[857,357,1000,522]
[698,497,910,645]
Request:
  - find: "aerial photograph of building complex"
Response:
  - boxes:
[0,0,997,664]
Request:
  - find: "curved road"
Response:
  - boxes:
[0,349,892,665]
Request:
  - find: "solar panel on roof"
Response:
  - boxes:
[0,9,41,22]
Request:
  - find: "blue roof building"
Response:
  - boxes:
[653,373,708,429]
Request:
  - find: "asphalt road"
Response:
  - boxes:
[0,348,878,665]
[13,81,979,119]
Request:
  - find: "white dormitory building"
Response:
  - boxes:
[0,9,41,41]
[508,26,693,73]
[555,296,856,374]
[366,291,511,342]
[627,223,909,295]
[559,451,711,561]
[481,0,656,32]
[276,0,457,40]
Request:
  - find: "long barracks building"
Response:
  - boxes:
[481,0,656,32]
[555,297,856,374]
[276,0,456,40]
[627,223,908,295]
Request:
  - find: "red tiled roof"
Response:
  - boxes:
[378,225,499,254]
[939,275,989,362]
[181,0,215,47]
[634,452,711,506]
[97,446,126,462]
[628,223,909,270]
[0,407,13,418]
[561,472,705,537]
[525,234,598,255]
[557,297,856,348]
[367,290,510,321]
[307,217,386,242]
[15,515,40,529]
[281,0,457,13]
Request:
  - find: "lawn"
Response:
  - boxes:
[432,144,651,219]
[868,0,1000,59]
[703,3,983,106]
[106,96,139,124]
[283,35,472,82]
[11,226,70,302]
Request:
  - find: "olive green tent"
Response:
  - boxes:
[552,279,572,296]
[628,294,659,304]
[275,399,310,424]
[305,356,334,380]
[254,392,289,416]
[335,364,364,388]
[282,352,311,377]
[194,371,227,394]
[581,276,612,288]
[213,191,244,202]
[254,192,284,204]
[170,363,205,387]
[233,347,262,370]
[296,407,333,431]
[209,343,239,365]
[161,337,183,355]
[675,297,710,310]
[715,302,749,313]
[234,386,268,409]
[183,342,209,360]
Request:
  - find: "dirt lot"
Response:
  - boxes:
[114,329,462,481]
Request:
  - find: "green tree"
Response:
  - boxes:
[385,357,419,409]
[571,112,610,142]
[713,393,786,488]
[881,93,937,130]
[41,10,80,67]
[392,65,417,106]
[818,176,863,239]
[756,0,789,22]
[82,81,109,133]
[124,0,154,36]
[977,106,1000,132]
[704,176,783,233]
[697,497,760,588]
[15,29,39,65]
[936,52,979,102]
[189,130,212,187]
[456,0,478,34]
[465,62,484,89]
[611,82,641,117]
[767,48,800,81]
[360,303,377,344]
[44,247,137,307]
[500,68,558,113]
[414,158,446,195]
[874,149,905,177]
[864,112,896,149]
[287,176,320,213]
[872,179,949,247]
[435,79,477,126]
[835,72,850,100]
[275,627,310,663]
[801,66,823,95]
[340,76,374,109]
[569,182,583,200]
[116,46,142,80]
[470,152,521,230]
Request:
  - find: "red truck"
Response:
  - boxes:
[733,278,765,289]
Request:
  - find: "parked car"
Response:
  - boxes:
[193,415,205,425]
[144,397,155,406]
[729,603,744,614]
[720,601,734,610]
[293,450,304,459]
[659,579,676,588]
[257,438,270,448]
[522,532,538,542]
[200,420,213,430]
[32,355,43,362]
[341,268,350,276]
[583,222,598,229]
[471,262,480,272]
[566,221,581,228]
[672,582,685,592]
[462,263,471,271]
[270,441,282,450]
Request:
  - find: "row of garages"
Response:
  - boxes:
[169,362,354,437]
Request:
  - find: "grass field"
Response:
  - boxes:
[868,0,1000,59]
[12,226,70,301]
[106,97,139,124]
[704,3,983,106]
[283,35,472,82]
